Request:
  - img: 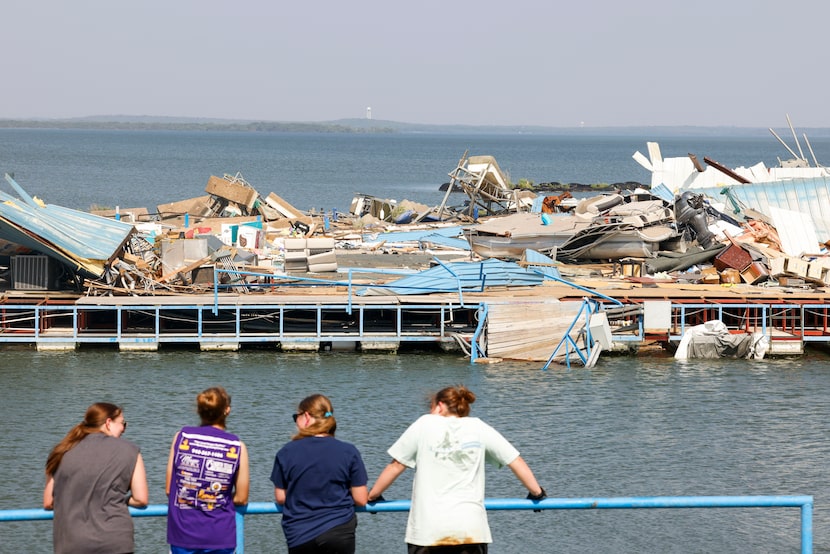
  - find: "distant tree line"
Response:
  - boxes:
[0,120,396,133]
[439,181,645,192]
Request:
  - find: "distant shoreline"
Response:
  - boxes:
[0,120,396,134]
[3,117,830,137]
[533,181,645,192]
[439,181,645,193]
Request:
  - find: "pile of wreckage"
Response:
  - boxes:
[2,129,830,297]
[0,153,545,296]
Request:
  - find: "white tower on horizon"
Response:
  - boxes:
[366,107,372,120]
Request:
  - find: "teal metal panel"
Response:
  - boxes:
[0,175,134,277]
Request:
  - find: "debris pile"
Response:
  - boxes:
[3,131,830,299]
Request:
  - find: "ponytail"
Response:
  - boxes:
[433,385,476,417]
[292,394,337,440]
[46,403,121,475]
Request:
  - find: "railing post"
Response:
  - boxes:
[802,500,813,554]
[235,508,245,554]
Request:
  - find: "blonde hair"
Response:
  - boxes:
[197,386,231,427]
[292,394,337,440]
[432,385,476,417]
[46,403,122,476]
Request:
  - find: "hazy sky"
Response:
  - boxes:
[3,0,829,127]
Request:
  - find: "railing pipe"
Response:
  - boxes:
[469,303,488,363]
[1,495,812,553]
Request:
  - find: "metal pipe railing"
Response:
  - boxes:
[0,495,813,553]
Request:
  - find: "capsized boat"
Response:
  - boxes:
[465,212,591,259]
[467,191,682,262]
[556,222,677,262]
[556,192,680,262]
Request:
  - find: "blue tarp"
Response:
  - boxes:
[361,225,465,244]
[418,232,470,250]
[357,254,559,296]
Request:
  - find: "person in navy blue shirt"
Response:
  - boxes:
[271,394,368,554]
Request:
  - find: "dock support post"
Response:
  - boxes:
[200,342,240,352]
[36,341,78,352]
[279,341,320,352]
[359,340,399,354]
[119,341,159,352]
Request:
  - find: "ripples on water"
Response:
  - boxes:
[2,348,829,552]
[4,129,828,215]
[3,130,830,551]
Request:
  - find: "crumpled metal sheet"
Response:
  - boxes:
[0,174,134,278]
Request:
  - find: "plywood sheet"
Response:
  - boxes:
[486,301,582,361]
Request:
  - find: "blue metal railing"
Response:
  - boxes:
[542,297,604,370]
[469,302,488,363]
[6,296,830,355]
[0,301,478,346]
[212,264,480,316]
[0,495,813,553]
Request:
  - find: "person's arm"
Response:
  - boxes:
[274,487,286,505]
[43,474,54,510]
[233,442,250,505]
[508,456,544,497]
[165,432,179,496]
[128,454,149,507]
[368,459,407,501]
[351,485,369,507]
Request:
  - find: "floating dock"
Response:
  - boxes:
[3,279,830,359]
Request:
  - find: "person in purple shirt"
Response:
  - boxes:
[166,386,250,554]
[271,394,368,554]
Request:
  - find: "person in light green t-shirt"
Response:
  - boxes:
[368,385,546,554]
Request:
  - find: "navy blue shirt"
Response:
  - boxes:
[270,437,368,547]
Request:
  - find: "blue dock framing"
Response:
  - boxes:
[0,294,483,352]
[4,292,830,356]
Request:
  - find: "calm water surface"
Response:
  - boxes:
[3,129,829,215]
[1,130,830,552]
[1,348,828,553]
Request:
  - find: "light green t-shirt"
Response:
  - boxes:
[388,413,520,546]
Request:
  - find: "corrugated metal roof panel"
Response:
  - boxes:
[357,258,549,296]
[0,175,134,277]
[361,226,464,243]
[418,232,470,250]
[697,177,830,241]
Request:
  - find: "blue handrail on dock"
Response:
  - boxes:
[0,495,813,553]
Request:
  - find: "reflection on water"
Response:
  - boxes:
[1,348,828,553]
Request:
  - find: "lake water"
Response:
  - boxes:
[2,349,828,553]
[0,129,829,552]
[2,128,827,215]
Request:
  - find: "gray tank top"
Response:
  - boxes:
[52,433,139,554]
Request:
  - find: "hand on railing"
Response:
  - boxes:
[526,487,547,512]
[367,495,386,514]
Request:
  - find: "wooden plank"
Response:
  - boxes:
[485,301,581,361]
[158,256,212,284]
[205,176,258,210]
[157,195,214,218]
[264,192,305,219]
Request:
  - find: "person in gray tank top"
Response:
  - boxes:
[44,402,149,554]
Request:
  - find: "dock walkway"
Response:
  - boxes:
[3,277,830,359]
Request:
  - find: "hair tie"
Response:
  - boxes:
[324,411,332,418]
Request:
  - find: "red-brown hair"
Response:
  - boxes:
[45,402,122,476]
[197,386,231,427]
[432,385,476,417]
